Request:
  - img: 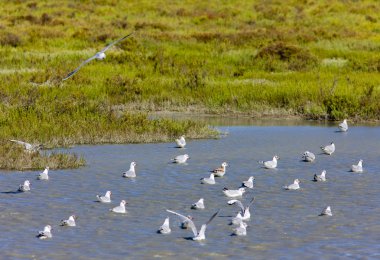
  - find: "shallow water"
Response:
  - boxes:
[1,124,380,259]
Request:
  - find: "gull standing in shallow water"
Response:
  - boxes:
[36,225,52,239]
[283,179,300,190]
[201,173,215,185]
[62,32,134,81]
[175,135,186,148]
[158,217,171,234]
[18,180,31,192]
[338,119,348,132]
[37,167,49,180]
[351,159,363,173]
[97,191,112,203]
[191,198,205,209]
[172,154,190,164]
[228,197,255,221]
[259,155,279,169]
[61,215,76,227]
[123,162,137,178]
[110,200,127,214]
[313,170,327,182]
[223,187,246,198]
[166,209,219,241]
[320,206,333,216]
[242,176,255,189]
[321,142,335,155]
[211,162,228,177]
[9,139,43,153]
[302,151,316,162]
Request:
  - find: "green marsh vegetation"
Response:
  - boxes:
[1,0,380,169]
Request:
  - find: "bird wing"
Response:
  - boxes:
[100,32,135,53]
[227,200,244,212]
[10,139,30,146]
[62,55,97,81]
[166,210,197,236]
[205,209,220,225]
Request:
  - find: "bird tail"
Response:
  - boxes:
[258,161,264,164]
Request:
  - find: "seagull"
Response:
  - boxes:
[313,170,327,182]
[319,206,332,216]
[61,215,76,227]
[96,191,112,203]
[338,119,348,132]
[227,197,255,221]
[242,176,255,189]
[200,173,215,184]
[351,159,363,173]
[123,162,136,178]
[158,217,171,234]
[259,155,279,169]
[110,200,127,214]
[302,151,316,162]
[321,142,335,155]
[37,167,49,180]
[62,32,134,81]
[172,154,190,164]
[283,179,300,190]
[36,225,52,239]
[175,135,186,148]
[223,187,246,198]
[191,198,205,209]
[181,215,194,229]
[230,212,244,225]
[18,180,31,192]
[211,162,228,177]
[232,221,247,236]
[166,209,219,241]
[9,139,43,153]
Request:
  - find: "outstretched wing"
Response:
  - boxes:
[62,55,97,81]
[227,200,244,212]
[100,32,135,53]
[10,139,29,146]
[206,209,220,225]
[166,209,197,236]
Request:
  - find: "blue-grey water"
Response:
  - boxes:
[1,123,380,259]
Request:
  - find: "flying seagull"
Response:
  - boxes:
[62,32,134,81]
[9,140,43,153]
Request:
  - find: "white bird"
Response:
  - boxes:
[200,173,215,185]
[321,142,335,155]
[37,167,49,180]
[211,162,228,177]
[283,179,300,190]
[172,154,190,164]
[302,151,316,162]
[320,206,333,216]
[351,159,363,173]
[10,139,43,153]
[61,215,76,227]
[110,200,127,214]
[175,135,186,148]
[62,32,134,81]
[228,197,255,221]
[96,191,112,203]
[231,212,244,225]
[232,221,247,236]
[338,119,348,132]
[123,162,137,178]
[313,170,327,182]
[166,209,219,241]
[36,225,52,239]
[242,176,255,189]
[191,198,205,209]
[181,215,194,229]
[18,180,31,192]
[223,187,246,198]
[158,217,171,234]
[259,155,279,169]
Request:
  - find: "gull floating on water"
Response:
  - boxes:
[231,212,244,225]
[18,180,31,192]
[228,197,255,221]
[242,176,255,189]
[181,215,194,229]
[36,225,52,239]
[313,170,327,182]
[351,159,363,173]
[10,139,43,153]
[97,191,112,203]
[175,135,186,148]
[232,221,248,236]
[37,167,49,180]
[302,151,316,162]
[320,206,332,216]
[223,187,246,198]
[172,154,190,164]
[166,209,219,241]
[61,215,76,227]
[110,200,127,214]
[158,217,171,234]
[123,162,137,178]
[62,32,134,81]
[211,162,228,177]
[338,119,348,132]
[321,142,335,155]
[259,155,279,169]
[200,173,215,185]
[283,179,300,190]
[191,198,205,209]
